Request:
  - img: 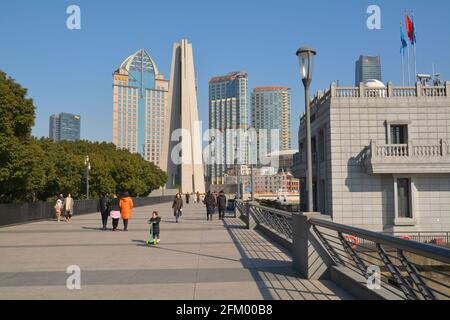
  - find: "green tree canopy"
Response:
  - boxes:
[0,70,167,203]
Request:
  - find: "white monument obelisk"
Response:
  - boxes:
[164,39,206,194]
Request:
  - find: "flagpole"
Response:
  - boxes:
[401,49,405,87]
[400,22,405,87]
[413,12,417,84]
[407,40,411,86]
[406,13,412,86]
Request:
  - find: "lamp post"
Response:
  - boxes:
[296,46,317,212]
[84,155,91,200]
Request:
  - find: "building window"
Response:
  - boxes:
[394,176,416,226]
[396,178,411,218]
[389,124,408,144]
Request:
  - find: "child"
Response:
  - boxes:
[147,211,161,245]
[54,197,63,223]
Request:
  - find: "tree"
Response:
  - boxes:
[0,70,167,203]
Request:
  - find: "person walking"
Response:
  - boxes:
[172,193,183,223]
[54,196,63,223]
[119,191,134,231]
[185,192,190,205]
[109,194,121,231]
[97,191,110,231]
[203,191,215,221]
[196,191,201,204]
[217,191,227,220]
[64,193,74,223]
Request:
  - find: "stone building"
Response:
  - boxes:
[293,80,450,232]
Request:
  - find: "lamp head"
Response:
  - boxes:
[296,46,317,82]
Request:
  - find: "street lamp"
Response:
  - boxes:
[296,46,317,212]
[84,155,91,200]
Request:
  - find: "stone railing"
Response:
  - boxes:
[370,140,450,158]
[374,144,409,157]
[329,81,450,99]
[335,87,360,98]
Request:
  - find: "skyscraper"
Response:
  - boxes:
[165,39,205,193]
[355,55,382,86]
[251,87,291,164]
[49,113,81,142]
[208,72,248,185]
[112,49,169,170]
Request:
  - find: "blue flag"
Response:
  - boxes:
[400,26,408,54]
[411,17,417,45]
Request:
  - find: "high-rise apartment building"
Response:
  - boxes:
[208,72,249,185]
[112,49,169,170]
[49,113,81,142]
[355,55,382,86]
[251,87,291,164]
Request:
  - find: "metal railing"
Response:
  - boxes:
[310,218,450,300]
[234,200,450,300]
[248,204,293,241]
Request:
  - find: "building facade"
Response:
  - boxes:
[225,166,300,194]
[49,113,81,142]
[294,81,450,232]
[165,39,205,194]
[112,49,169,170]
[251,86,292,164]
[208,72,249,185]
[355,55,382,86]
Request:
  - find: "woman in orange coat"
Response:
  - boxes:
[119,191,134,231]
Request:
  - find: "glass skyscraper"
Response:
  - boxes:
[49,113,81,142]
[208,71,248,185]
[355,55,382,86]
[251,87,291,164]
[112,49,169,169]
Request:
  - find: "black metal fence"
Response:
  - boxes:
[0,196,174,227]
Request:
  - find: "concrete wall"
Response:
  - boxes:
[0,196,174,227]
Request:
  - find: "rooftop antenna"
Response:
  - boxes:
[432,63,441,85]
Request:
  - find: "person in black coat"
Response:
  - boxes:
[97,191,110,231]
[203,191,215,221]
[217,191,227,220]
[149,211,161,244]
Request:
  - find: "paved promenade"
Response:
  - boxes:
[0,202,353,300]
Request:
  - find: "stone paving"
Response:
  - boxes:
[0,201,353,300]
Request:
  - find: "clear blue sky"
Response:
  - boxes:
[1,0,449,146]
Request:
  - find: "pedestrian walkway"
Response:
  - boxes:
[0,201,353,300]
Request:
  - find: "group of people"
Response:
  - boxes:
[54,193,74,223]
[171,190,228,222]
[97,192,134,231]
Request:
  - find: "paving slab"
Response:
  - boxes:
[0,201,353,300]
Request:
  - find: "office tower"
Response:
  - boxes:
[112,49,169,170]
[355,55,382,85]
[165,39,205,193]
[251,87,291,164]
[49,113,81,142]
[208,71,249,185]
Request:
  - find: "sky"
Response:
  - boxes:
[1,0,449,147]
